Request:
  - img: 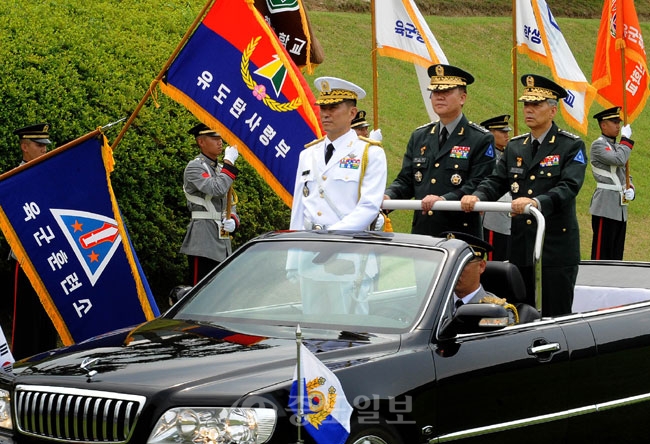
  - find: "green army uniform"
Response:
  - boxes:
[474,122,587,314]
[385,64,495,238]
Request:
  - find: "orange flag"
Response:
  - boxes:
[592,0,649,123]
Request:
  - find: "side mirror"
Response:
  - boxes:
[439,303,509,338]
[168,285,192,306]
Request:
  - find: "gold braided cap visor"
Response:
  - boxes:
[518,87,558,102]
[315,89,359,105]
[427,76,467,91]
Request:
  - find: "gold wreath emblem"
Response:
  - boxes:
[305,376,337,429]
[241,37,301,112]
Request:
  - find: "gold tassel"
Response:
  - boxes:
[383,213,393,232]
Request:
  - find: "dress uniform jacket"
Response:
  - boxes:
[180,153,238,262]
[289,129,387,231]
[385,115,495,237]
[589,135,632,222]
[473,122,587,267]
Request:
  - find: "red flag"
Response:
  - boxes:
[592,0,649,123]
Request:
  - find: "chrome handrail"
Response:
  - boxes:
[381,200,545,313]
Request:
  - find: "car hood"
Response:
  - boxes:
[13,318,400,400]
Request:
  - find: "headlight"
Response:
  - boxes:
[147,407,276,444]
[0,389,12,430]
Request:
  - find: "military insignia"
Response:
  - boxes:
[511,182,520,193]
[486,144,495,158]
[526,75,535,87]
[242,38,301,111]
[517,157,523,167]
[451,174,462,185]
[540,155,560,167]
[303,183,310,197]
[304,376,337,429]
[339,154,361,169]
[436,65,445,76]
[415,171,423,182]
[450,146,470,159]
[420,146,426,155]
[573,150,586,164]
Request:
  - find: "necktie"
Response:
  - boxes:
[439,127,449,147]
[325,143,334,164]
[532,139,540,157]
[455,299,464,310]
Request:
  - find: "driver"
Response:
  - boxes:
[444,232,519,324]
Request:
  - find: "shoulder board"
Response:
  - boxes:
[468,121,490,133]
[304,136,326,148]
[416,120,437,130]
[358,136,383,147]
[510,133,529,141]
[557,128,580,139]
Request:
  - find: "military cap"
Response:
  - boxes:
[593,106,622,123]
[518,74,567,102]
[442,231,493,259]
[188,123,221,138]
[13,123,51,144]
[480,114,512,132]
[351,110,370,129]
[314,77,366,105]
[427,64,475,91]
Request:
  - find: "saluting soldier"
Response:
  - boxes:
[289,77,387,231]
[589,106,635,260]
[461,74,587,316]
[180,123,240,285]
[384,64,495,238]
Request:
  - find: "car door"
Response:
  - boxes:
[430,321,571,443]
[565,304,650,443]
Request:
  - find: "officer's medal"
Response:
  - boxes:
[303,183,309,197]
[511,182,520,193]
[415,171,423,182]
[451,174,462,185]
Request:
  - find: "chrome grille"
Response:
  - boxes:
[15,385,146,443]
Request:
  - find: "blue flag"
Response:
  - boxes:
[0,131,159,345]
[159,0,323,207]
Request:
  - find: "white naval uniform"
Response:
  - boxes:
[289,129,387,231]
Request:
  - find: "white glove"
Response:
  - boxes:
[224,146,239,164]
[222,218,236,232]
[621,124,632,139]
[624,188,635,201]
[369,128,383,142]
[286,269,299,283]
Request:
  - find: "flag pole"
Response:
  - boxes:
[110,0,216,151]
[616,2,630,189]
[371,0,379,129]
[295,324,304,444]
[511,0,519,136]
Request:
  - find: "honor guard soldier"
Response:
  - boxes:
[384,64,495,238]
[462,74,587,316]
[289,77,387,231]
[589,106,635,260]
[351,109,383,142]
[9,123,59,359]
[180,123,240,285]
[480,114,513,261]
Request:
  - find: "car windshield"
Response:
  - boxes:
[174,239,445,332]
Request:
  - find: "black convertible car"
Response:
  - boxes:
[0,228,649,444]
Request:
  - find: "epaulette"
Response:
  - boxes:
[416,120,437,130]
[468,121,490,133]
[304,136,326,149]
[358,136,383,147]
[510,133,529,141]
[557,128,580,139]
